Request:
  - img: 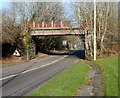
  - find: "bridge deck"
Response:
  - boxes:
[29,21,84,36]
[31,27,81,30]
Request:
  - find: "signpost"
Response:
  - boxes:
[62,40,67,46]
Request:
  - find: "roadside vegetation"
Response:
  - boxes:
[28,62,91,96]
[2,2,66,60]
[1,2,119,61]
[93,57,118,96]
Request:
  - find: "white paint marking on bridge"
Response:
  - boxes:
[0,55,68,81]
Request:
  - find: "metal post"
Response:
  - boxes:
[51,21,53,27]
[33,21,35,28]
[42,21,44,28]
[38,22,39,27]
[94,0,97,60]
[61,21,63,27]
[27,44,29,60]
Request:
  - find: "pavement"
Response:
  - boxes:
[75,61,104,96]
[1,54,80,96]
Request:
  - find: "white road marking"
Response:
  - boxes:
[0,55,68,81]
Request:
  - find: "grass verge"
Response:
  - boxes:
[93,57,118,96]
[28,61,91,96]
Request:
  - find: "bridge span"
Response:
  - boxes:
[29,21,85,36]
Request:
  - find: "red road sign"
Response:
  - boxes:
[13,49,20,56]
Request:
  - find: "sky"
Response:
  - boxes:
[0,0,10,10]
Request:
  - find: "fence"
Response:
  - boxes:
[29,21,82,28]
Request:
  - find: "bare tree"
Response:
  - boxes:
[32,2,64,21]
[96,2,118,55]
[2,4,22,44]
[72,2,118,59]
[72,2,94,59]
[29,2,65,52]
[2,2,65,58]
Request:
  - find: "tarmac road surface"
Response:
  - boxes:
[1,50,85,96]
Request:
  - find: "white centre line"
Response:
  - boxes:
[0,55,68,81]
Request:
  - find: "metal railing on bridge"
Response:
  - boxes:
[29,21,83,29]
[29,21,85,35]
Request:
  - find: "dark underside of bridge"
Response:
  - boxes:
[28,34,85,60]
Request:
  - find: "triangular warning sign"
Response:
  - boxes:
[13,49,20,56]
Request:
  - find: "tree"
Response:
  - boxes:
[72,2,118,59]
[2,2,65,58]
[72,2,94,59]
[29,2,65,52]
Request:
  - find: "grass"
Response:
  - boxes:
[28,62,91,96]
[93,57,118,96]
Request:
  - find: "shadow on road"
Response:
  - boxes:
[41,50,85,60]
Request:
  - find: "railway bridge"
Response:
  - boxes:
[28,21,85,59]
[29,21,85,36]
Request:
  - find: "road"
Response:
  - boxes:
[1,50,84,96]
